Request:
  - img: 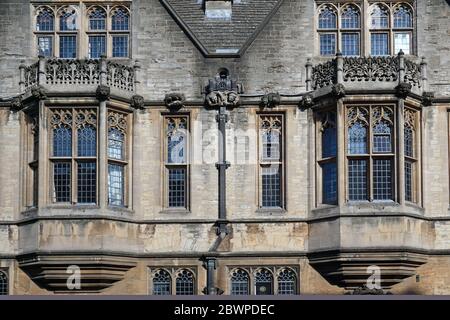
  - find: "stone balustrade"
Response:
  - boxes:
[19,55,140,96]
[306,51,428,93]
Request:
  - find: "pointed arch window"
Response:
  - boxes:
[254,269,273,295]
[152,269,171,295]
[112,8,130,31]
[0,271,7,295]
[230,269,250,295]
[277,268,297,295]
[175,269,195,295]
[318,5,337,55]
[36,8,54,31]
[318,111,337,205]
[404,108,418,202]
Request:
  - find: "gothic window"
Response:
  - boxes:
[277,268,297,295]
[230,269,250,295]
[175,269,195,295]
[152,269,171,295]
[26,114,39,208]
[58,6,78,58]
[254,269,273,295]
[259,115,284,209]
[108,111,128,207]
[50,108,97,204]
[111,7,130,57]
[317,4,361,56]
[393,4,413,55]
[404,108,417,202]
[35,7,55,57]
[0,271,7,295]
[318,5,337,55]
[347,106,394,202]
[318,112,337,205]
[165,116,189,209]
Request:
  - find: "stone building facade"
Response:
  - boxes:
[0,0,449,295]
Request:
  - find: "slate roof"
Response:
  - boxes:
[160,0,284,57]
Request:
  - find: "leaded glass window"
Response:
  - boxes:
[88,35,106,59]
[394,5,413,29]
[230,269,250,295]
[318,6,336,29]
[152,269,171,295]
[36,8,54,31]
[254,269,273,295]
[404,108,417,202]
[59,8,77,31]
[112,35,129,58]
[318,112,337,205]
[341,5,360,29]
[165,116,189,209]
[347,106,395,202]
[259,115,283,208]
[371,4,389,29]
[112,8,130,31]
[175,269,195,295]
[89,7,106,30]
[108,111,128,207]
[50,108,97,204]
[0,271,7,295]
[60,35,77,58]
[277,269,297,295]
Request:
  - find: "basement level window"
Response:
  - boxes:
[205,0,232,20]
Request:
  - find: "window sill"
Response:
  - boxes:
[159,209,191,215]
[255,207,286,216]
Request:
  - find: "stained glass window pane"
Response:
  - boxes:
[78,126,96,157]
[108,164,124,206]
[348,122,367,154]
[53,162,71,202]
[108,128,125,160]
[255,269,273,295]
[53,127,72,157]
[348,159,367,201]
[153,270,171,295]
[230,269,249,295]
[278,269,297,295]
[168,168,186,208]
[175,270,194,295]
[322,162,337,204]
[373,159,393,200]
[112,8,129,31]
[262,165,281,207]
[36,9,54,31]
[77,162,96,204]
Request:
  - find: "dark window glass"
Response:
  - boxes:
[88,35,106,59]
[405,160,413,202]
[322,162,337,204]
[348,159,367,201]
[53,127,72,157]
[77,162,96,204]
[175,270,194,295]
[168,168,186,208]
[371,33,389,56]
[60,36,77,58]
[405,127,414,157]
[341,6,360,29]
[112,35,129,58]
[342,33,360,56]
[394,6,412,28]
[320,34,336,55]
[373,159,393,200]
[53,162,71,202]
[261,166,281,207]
[0,271,7,295]
[322,124,336,158]
[230,269,249,295]
[153,270,171,295]
[277,269,297,295]
[255,269,273,295]
[318,7,336,29]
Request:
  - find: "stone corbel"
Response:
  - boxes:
[164,93,186,110]
[31,85,48,100]
[205,91,240,108]
[395,82,412,98]
[299,93,314,109]
[10,95,23,112]
[96,85,111,101]
[260,92,281,109]
[422,91,435,107]
[331,83,346,98]
[130,94,145,109]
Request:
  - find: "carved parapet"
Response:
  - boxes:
[205,90,240,108]
[130,94,145,109]
[107,61,135,92]
[343,56,399,82]
[164,93,186,110]
[46,58,100,85]
[260,92,280,109]
[312,59,337,89]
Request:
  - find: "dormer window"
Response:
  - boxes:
[204,0,233,20]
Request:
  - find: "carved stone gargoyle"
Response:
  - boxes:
[206,91,240,108]
[204,68,243,108]
[164,93,186,110]
[260,92,281,109]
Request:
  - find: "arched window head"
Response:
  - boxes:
[318,6,337,29]
[0,271,8,295]
[230,269,249,295]
[88,7,107,30]
[254,269,273,295]
[372,106,393,153]
[59,7,78,31]
[112,7,130,31]
[175,269,195,295]
[36,7,54,31]
[277,268,297,295]
[152,269,171,295]
[341,5,360,29]
[394,4,413,28]
[371,4,389,28]
[167,118,187,164]
[348,107,369,155]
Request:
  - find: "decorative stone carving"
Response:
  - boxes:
[205,68,242,93]
[107,61,135,92]
[260,92,280,108]
[31,85,47,100]
[96,84,110,101]
[299,93,314,109]
[50,109,73,129]
[347,106,369,126]
[46,59,100,85]
[422,91,435,106]
[108,111,127,134]
[24,63,38,89]
[130,94,145,109]
[404,59,421,87]
[396,82,412,98]
[343,56,399,82]
[164,93,186,109]
[312,60,336,89]
[331,83,345,98]
[372,106,394,127]
[205,91,240,108]
[10,96,23,111]
[75,109,97,128]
